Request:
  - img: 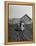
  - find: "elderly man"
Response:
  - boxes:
[16,22,25,41]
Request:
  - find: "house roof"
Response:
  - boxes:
[20,14,32,24]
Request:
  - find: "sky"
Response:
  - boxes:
[9,5,32,19]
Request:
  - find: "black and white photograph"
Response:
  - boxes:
[8,5,33,42]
